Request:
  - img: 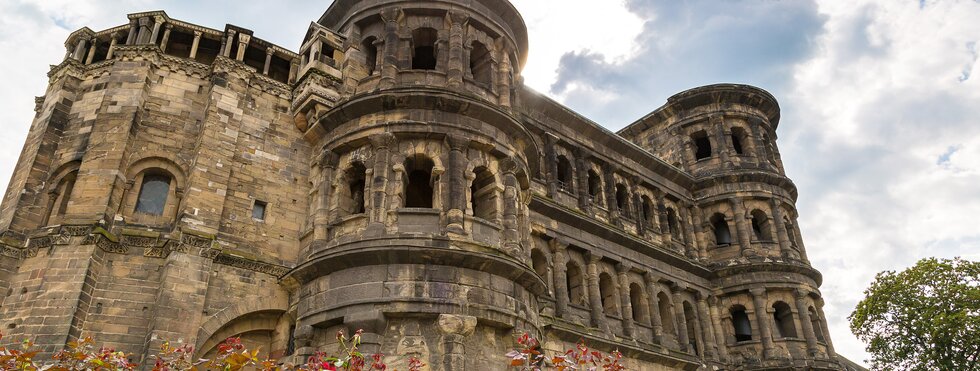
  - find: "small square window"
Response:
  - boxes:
[252,201,267,221]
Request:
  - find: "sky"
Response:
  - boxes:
[1,0,979,366]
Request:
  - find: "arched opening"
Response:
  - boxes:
[469,41,492,86]
[598,272,619,316]
[773,301,798,338]
[629,283,650,325]
[666,208,681,241]
[566,262,586,306]
[587,170,602,205]
[731,127,749,155]
[411,28,438,70]
[750,210,772,241]
[47,170,78,224]
[135,172,172,216]
[470,166,497,221]
[809,306,826,342]
[404,156,435,208]
[362,37,378,75]
[641,196,655,227]
[711,213,732,245]
[531,249,549,280]
[345,162,367,215]
[615,184,631,218]
[556,155,573,192]
[692,131,712,160]
[657,292,676,336]
[730,305,753,342]
[683,302,700,355]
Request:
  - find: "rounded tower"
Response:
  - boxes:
[286,1,544,368]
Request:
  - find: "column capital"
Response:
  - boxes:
[446,9,469,25]
[643,271,660,286]
[446,135,469,151]
[669,282,687,294]
[380,7,404,23]
[193,30,203,37]
[153,16,165,24]
[616,262,632,274]
[707,295,720,306]
[238,33,251,44]
[749,287,767,297]
[266,47,276,56]
[164,23,173,30]
[548,237,568,253]
[585,251,602,264]
[370,133,397,149]
[227,29,237,35]
[318,150,340,170]
[499,157,520,175]
[794,288,810,300]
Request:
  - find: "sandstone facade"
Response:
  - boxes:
[0,1,859,370]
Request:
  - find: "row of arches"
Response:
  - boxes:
[706,208,799,247]
[688,124,779,168]
[360,27,503,88]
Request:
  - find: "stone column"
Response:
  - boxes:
[315,151,339,241]
[379,7,403,89]
[223,30,236,58]
[84,38,97,64]
[671,286,692,353]
[550,239,569,319]
[446,10,468,88]
[497,47,512,108]
[236,34,250,62]
[289,60,299,83]
[106,33,120,59]
[707,295,730,361]
[160,24,173,52]
[189,31,202,60]
[603,164,620,225]
[616,263,636,339]
[692,205,709,260]
[72,38,88,62]
[791,214,811,263]
[815,298,836,358]
[750,288,777,359]
[794,289,820,358]
[437,314,477,371]
[657,193,672,245]
[632,178,646,236]
[125,19,138,45]
[500,159,521,252]
[678,204,698,258]
[696,293,719,360]
[713,115,731,165]
[446,135,467,234]
[574,150,591,213]
[770,198,794,258]
[136,17,152,44]
[730,198,753,257]
[683,139,698,169]
[149,16,164,45]
[367,134,395,234]
[544,133,559,198]
[585,252,606,329]
[644,273,664,344]
[263,48,274,75]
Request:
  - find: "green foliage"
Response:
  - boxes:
[849,257,980,371]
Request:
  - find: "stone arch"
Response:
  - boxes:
[336,160,368,217]
[656,291,677,337]
[772,301,798,339]
[691,130,712,160]
[121,156,187,226]
[565,256,587,307]
[361,36,378,76]
[469,40,493,86]
[629,282,650,325]
[598,271,619,316]
[194,297,289,356]
[750,209,773,242]
[411,27,438,70]
[730,304,753,342]
[555,155,574,192]
[710,213,733,246]
[43,160,82,225]
[682,301,701,355]
[530,247,550,281]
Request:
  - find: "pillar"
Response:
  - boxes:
[657,192,672,245]
[730,198,753,257]
[136,17,151,44]
[160,24,172,53]
[446,135,467,234]
[189,31,202,60]
[550,239,570,319]
[794,289,820,358]
[544,133,559,198]
[791,214,811,263]
[223,30,236,58]
[367,134,395,234]
[106,33,119,60]
[707,295,730,361]
[288,60,299,83]
[263,48,274,75]
[437,314,477,371]
[497,46,512,108]
[692,205,709,260]
[586,252,606,329]
[379,7,402,89]
[696,293,719,360]
[603,164,620,225]
[749,288,777,359]
[683,139,698,169]
[149,16,164,46]
[446,10,468,88]
[616,263,636,339]
[574,150,590,213]
[678,204,698,258]
[644,273,664,344]
[314,151,338,242]
[500,159,521,251]
[72,38,88,62]
[713,115,732,165]
[236,34,250,62]
[125,19,138,45]
[815,298,836,358]
[671,286,692,353]
[84,38,97,64]
[770,198,794,258]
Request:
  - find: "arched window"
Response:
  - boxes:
[809,306,826,342]
[598,272,618,316]
[135,173,172,216]
[531,249,549,280]
[692,131,712,160]
[404,156,435,208]
[46,170,79,224]
[731,127,749,155]
[750,210,772,241]
[345,162,367,215]
[469,41,492,86]
[731,305,753,342]
[470,166,497,220]
[711,213,732,245]
[629,283,650,325]
[411,28,438,70]
[587,170,602,205]
[773,301,798,338]
[615,184,631,218]
[657,292,676,336]
[641,196,655,226]
[683,302,700,355]
[556,155,573,192]
[362,37,378,75]
[566,262,586,306]
[666,208,681,240]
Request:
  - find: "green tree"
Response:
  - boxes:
[849,257,980,371]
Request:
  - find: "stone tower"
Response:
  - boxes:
[0,1,859,370]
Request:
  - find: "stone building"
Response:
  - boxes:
[0,0,862,370]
